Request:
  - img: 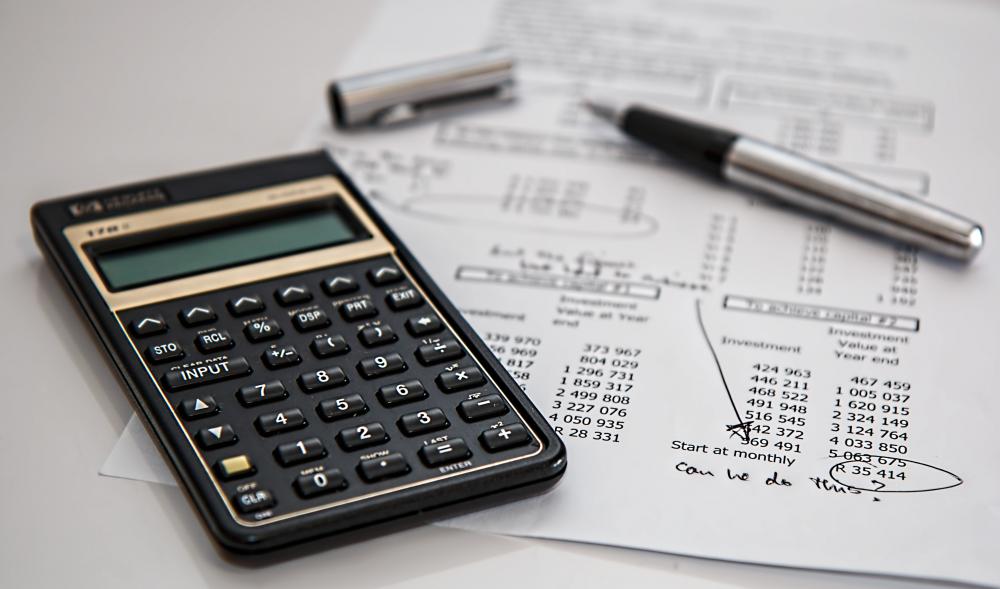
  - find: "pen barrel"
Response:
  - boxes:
[722,137,984,260]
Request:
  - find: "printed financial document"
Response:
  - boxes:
[105,0,1000,585]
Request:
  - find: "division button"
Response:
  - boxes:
[178,396,218,420]
[480,423,531,452]
[294,469,347,498]
[416,339,465,365]
[254,408,307,436]
[357,353,407,379]
[317,394,368,422]
[386,288,423,311]
[216,454,255,480]
[458,395,509,422]
[195,329,234,353]
[405,314,443,336]
[419,438,471,467]
[436,365,485,393]
[322,275,359,296]
[228,294,265,316]
[398,408,450,437]
[359,324,397,347]
[163,357,251,391]
[339,298,378,321]
[358,453,410,482]
[377,379,427,407]
[178,305,216,327]
[367,266,403,286]
[310,334,350,358]
[262,344,301,369]
[196,424,237,449]
[298,366,349,393]
[275,285,312,306]
[237,380,288,407]
[275,437,326,466]
[292,309,331,332]
[145,340,185,364]
[244,318,283,343]
[130,315,167,337]
[336,422,389,451]
[233,489,275,514]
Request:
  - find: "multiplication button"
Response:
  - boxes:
[436,365,485,392]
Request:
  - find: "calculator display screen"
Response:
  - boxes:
[93,203,365,291]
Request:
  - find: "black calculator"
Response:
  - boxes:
[31,152,565,552]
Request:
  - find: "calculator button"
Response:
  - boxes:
[459,395,509,422]
[195,329,234,353]
[416,339,465,365]
[419,438,471,467]
[398,408,450,436]
[196,424,237,449]
[317,394,368,422]
[357,353,407,379]
[295,470,347,498]
[339,298,378,321]
[130,316,167,337]
[163,357,251,391]
[244,319,283,343]
[262,344,301,369]
[358,453,409,482]
[480,424,531,452]
[337,422,389,451]
[322,275,359,296]
[275,437,327,466]
[436,365,485,393]
[292,309,331,332]
[178,305,216,327]
[367,266,403,286]
[377,379,427,407]
[254,408,307,436]
[386,288,423,311]
[310,335,350,358]
[275,285,312,306]
[237,380,288,407]
[298,366,349,392]
[405,314,443,336]
[359,324,397,347]
[216,455,255,480]
[145,341,185,364]
[178,396,218,420]
[228,295,265,316]
[234,489,275,514]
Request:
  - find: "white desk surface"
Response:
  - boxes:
[0,1,959,587]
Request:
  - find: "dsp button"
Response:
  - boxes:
[228,294,265,316]
[386,288,422,311]
[178,305,216,327]
[367,266,403,286]
[196,424,237,449]
[294,469,347,498]
[163,357,251,391]
[274,437,326,466]
[416,339,465,365]
[195,329,234,353]
[458,395,509,421]
[419,438,471,467]
[233,489,275,514]
[145,340,185,364]
[292,309,330,332]
[275,285,312,306]
[358,453,409,482]
[480,424,531,452]
[436,365,485,393]
[129,315,167,337]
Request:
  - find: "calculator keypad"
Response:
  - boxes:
[118,255,540,523]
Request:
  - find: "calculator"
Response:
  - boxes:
[31,152,565,552]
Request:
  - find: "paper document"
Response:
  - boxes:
[104,0,1000,585]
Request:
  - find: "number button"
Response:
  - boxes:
[367,266,403,286]
[310,334,350,358]
[377,379,427,407]
[398,408,449,436]
[228,295,265,316]
[436,365,485,392]
[178,396,218,420]
[415,339,465,365]
[244,319,282,343]
[339,298,378,321]
[179,305,216,327]
[322,275,358,296]
[480,423,531,452]
[419,438,471,467]
[196,424,237,449]
[145,340,185,364]
[317,394,368,422]
[336,422,388,451]
[458,395,509,422]
[262,344,301,369]
[195,329,234,353]
[294,470,347,498]
[237,380,288,407]
[254,408,307,436]
[386,288,422,311]
[274,437,326,466]
[359,324,397,347]
[130,315,167,337]
[292,309,331,332]
[357,353,406,379]
[275,285,312,306]
[405,314,443,336]
[358,453,409,482]
[298,366,348,392]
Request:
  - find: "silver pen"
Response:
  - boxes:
[584,98,984,261]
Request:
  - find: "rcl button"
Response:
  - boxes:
[233,489,275,514]
[195,329,234,353]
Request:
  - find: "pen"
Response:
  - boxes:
[583,98,984,261]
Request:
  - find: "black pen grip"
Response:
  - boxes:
[622,106,738,177]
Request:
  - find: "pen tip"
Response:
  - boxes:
[581,96,623,125]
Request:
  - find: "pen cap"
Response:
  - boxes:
[328,46,516,129]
